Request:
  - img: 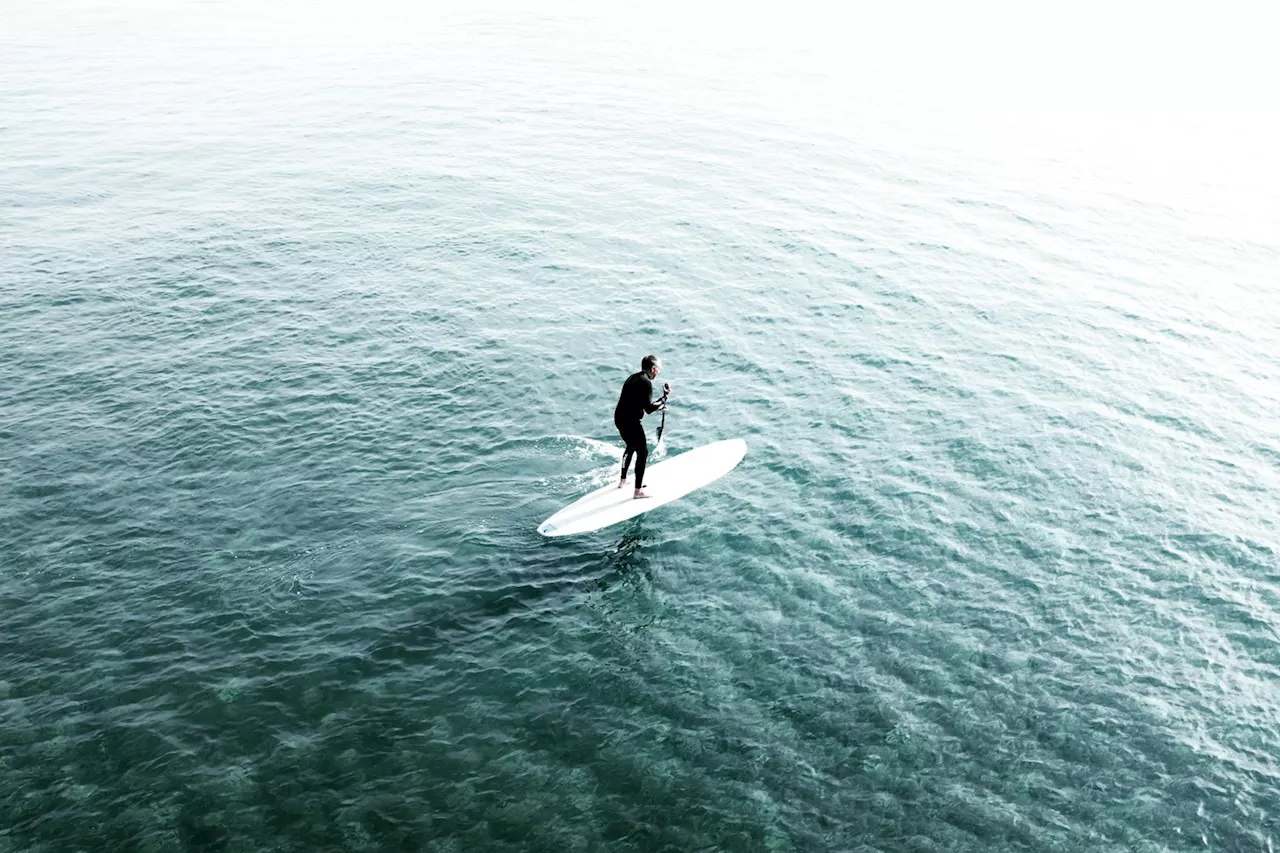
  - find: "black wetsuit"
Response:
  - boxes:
[614,371,663,489]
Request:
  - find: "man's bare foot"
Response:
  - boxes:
[633,488,652,499]
[618,478,628,489]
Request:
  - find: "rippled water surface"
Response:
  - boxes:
[3,4,1279,852]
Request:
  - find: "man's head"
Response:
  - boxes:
[641,354,661,378]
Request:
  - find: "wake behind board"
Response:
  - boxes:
[537,438,747,537]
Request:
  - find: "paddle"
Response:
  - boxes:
[656,382,670,442]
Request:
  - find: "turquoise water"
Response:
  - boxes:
[3,5,1279,852]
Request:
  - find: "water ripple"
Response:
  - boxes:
[3,6,1279,853]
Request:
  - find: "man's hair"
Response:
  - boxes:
[641,354,660,372]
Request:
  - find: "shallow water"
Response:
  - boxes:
[2,4,1279,852]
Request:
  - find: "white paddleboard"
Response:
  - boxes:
[538,438,747,537]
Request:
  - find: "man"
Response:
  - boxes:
[614,354,670,499]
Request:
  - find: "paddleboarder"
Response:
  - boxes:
[615,354,670,499]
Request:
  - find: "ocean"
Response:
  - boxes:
[2,3,1278,851]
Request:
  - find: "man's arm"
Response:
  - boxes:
[644,382,670,413]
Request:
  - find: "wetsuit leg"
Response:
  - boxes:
[617,417,632,478]
[634,436,649,489]
[615,419,649,488]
